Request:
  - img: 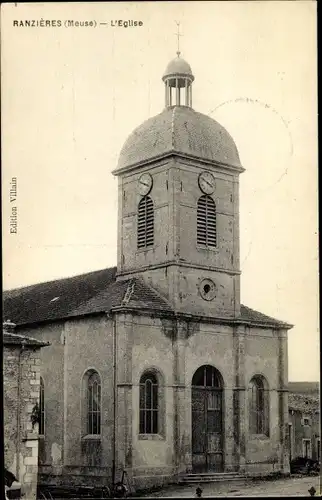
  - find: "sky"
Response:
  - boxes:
[2,1,318,381]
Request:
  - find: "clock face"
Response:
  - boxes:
[138,173,153,196]
[198,171,215,195]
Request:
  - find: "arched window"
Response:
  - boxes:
[87,371,101,435]
[197,195,217,247]
[137,196,154,249]
[139,372,158,434]
[39,377,45,436]
[248,375,269,436]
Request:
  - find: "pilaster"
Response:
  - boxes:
[277,329,290,474]
[115,314,134,481]
[232,176,241,316]
[173,320,190,474]
[232,325,246,472]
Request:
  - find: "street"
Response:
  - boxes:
[138,475,321,497]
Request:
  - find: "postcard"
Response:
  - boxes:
[2,2,319,499]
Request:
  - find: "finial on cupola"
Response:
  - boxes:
[162,21,195,108]
[175,20,182,57]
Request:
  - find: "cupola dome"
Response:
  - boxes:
[113,51,243,174]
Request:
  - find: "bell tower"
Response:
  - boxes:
[112,51,244,319]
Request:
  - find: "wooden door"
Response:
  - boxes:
[191,365,224,472]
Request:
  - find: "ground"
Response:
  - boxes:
[140,476,321,497]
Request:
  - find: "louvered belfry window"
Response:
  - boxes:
[197,195,217,247]
[137,196,154,249]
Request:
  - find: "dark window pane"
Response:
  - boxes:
[153,410,158,434]
[92,414,98,435]
[88,414,93,434]
[140,385,145,408]
[140,372,157,385]
[206,367,213,387]
[192,367,205,386]
[146,411,152,434]
[140,410,145,434]
[152,384,158,409]
[88,387,93,411]
[145,380,152,409]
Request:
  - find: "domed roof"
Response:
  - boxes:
[115,106,241,172]
[163,56,194,80]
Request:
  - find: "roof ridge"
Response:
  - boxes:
[4,266,117,293]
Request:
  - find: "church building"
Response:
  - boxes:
[3,52,293,492]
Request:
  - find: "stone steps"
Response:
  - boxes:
[179,472,248,484]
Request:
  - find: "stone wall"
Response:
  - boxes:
[4,345,42,500]
[8,309,290,494]
[21,322,65,471]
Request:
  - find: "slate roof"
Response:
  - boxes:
[114,106,242,173]
[3,266,291,329]
[239,305,291,328]
[288,381,320,395]
[3,331,49,348]
[3,267,173,326]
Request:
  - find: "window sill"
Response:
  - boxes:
[138,433,165,441]
[196,245,219,253]
[82,434,102,440]
[22,431,40,441]
[249,434,270,441]
[136,247,155,254]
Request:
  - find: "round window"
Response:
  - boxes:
[199,279,216,301]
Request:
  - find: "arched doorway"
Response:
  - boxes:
[191,365,224,472]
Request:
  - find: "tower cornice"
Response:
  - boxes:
[112,151,245,177]
[116,260,242,280]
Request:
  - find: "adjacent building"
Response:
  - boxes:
[3,320,49,500]
[288,382,320,462]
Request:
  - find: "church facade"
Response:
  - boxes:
[3,53,292,492]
